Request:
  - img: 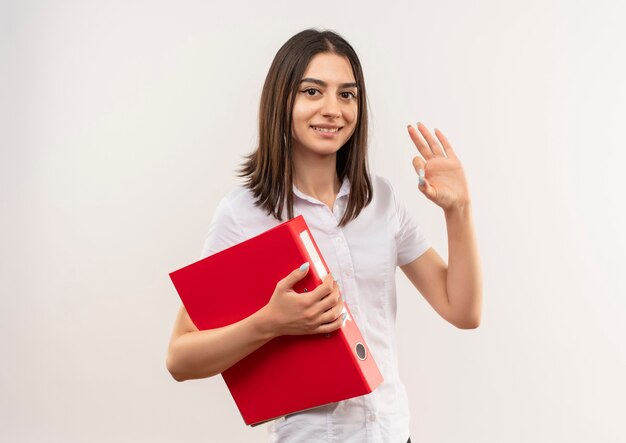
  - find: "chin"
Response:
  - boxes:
[298,137,352,156]
[303,143,345,156]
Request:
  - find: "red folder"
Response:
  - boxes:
[169,215,383,426]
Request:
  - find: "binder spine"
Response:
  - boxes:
[290,219,382,392]
[337,305,380,390]
[287,222,325,291]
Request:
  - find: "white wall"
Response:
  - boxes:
[2,0,625,441]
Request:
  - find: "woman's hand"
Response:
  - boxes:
[260,264,345,338]
[407,122,471,211]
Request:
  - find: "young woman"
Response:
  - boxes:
[167,29,482,443]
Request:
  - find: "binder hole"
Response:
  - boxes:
[355,343,367,360]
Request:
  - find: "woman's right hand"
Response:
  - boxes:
[260,263,345,337]
[167,263,345,381]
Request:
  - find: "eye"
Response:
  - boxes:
[340,91,357,100]
[303,88,320,96]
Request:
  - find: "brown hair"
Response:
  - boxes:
[238,29,372,227]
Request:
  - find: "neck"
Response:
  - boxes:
[292,148,341,205]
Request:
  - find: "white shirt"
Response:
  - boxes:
[201,175,431,443]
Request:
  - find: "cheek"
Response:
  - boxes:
[343,107,358,139]
[291,106,313,140]
[290,101,305,137]
[292,98,315,122]
[345,105,358,128]
[344,101,358,119]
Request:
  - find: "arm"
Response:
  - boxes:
[166,267,345,381]
[400,203,482,329]
[402,122,483,329]
[166,305,275,382]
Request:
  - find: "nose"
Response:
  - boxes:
[321,95,341,119]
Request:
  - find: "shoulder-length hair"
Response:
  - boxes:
[238,28,372,227]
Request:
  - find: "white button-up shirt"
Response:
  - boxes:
[201,175,431,443]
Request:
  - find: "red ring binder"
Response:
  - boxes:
[169,215,383,426]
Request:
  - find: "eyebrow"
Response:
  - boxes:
[300,77,358,89]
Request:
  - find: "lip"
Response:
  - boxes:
[310,124,342,129]
[310,125,342,137]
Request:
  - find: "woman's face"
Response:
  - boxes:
[291,52,358,157]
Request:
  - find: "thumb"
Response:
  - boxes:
[412,156,437,200]
[412,155,426,176]
[412,155,429,189]
[418,175,437,201]
[278,262,310,290]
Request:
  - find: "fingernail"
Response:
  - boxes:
[299,262,310,272]
[419,177,425,187]
[418,168,425,178]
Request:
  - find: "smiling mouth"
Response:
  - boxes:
[311,126,342,133]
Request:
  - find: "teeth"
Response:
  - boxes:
[313,126,339,133]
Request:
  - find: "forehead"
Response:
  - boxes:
[302,53,356,84]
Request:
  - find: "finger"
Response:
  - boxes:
[311,273,335,300]
[434,128,457,159]
[412,156,427,179]
[318,282,341,312]
[407,124,434,160]
[417,122,446,157]
[277,261,310,291]
[319,300,345,324]
[315,310,346,334]
[418,175,437,201]
[310,281,339,318]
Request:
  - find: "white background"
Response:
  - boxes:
[2,0,625,442]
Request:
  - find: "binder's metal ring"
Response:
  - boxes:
[355,342,367,360]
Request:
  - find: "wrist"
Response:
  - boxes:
[253,305,280,341]
[444,201,472,218]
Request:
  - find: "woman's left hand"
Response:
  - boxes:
[407,122,471,211]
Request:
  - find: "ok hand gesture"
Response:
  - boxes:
[407,122,471,211]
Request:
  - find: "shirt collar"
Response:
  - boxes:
[292,176,351,205]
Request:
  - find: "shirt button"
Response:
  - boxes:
[368,413,377,421]
[344,269,352,278]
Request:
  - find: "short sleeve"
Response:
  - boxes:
[391,182,431,266]
[200,195,244,259]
